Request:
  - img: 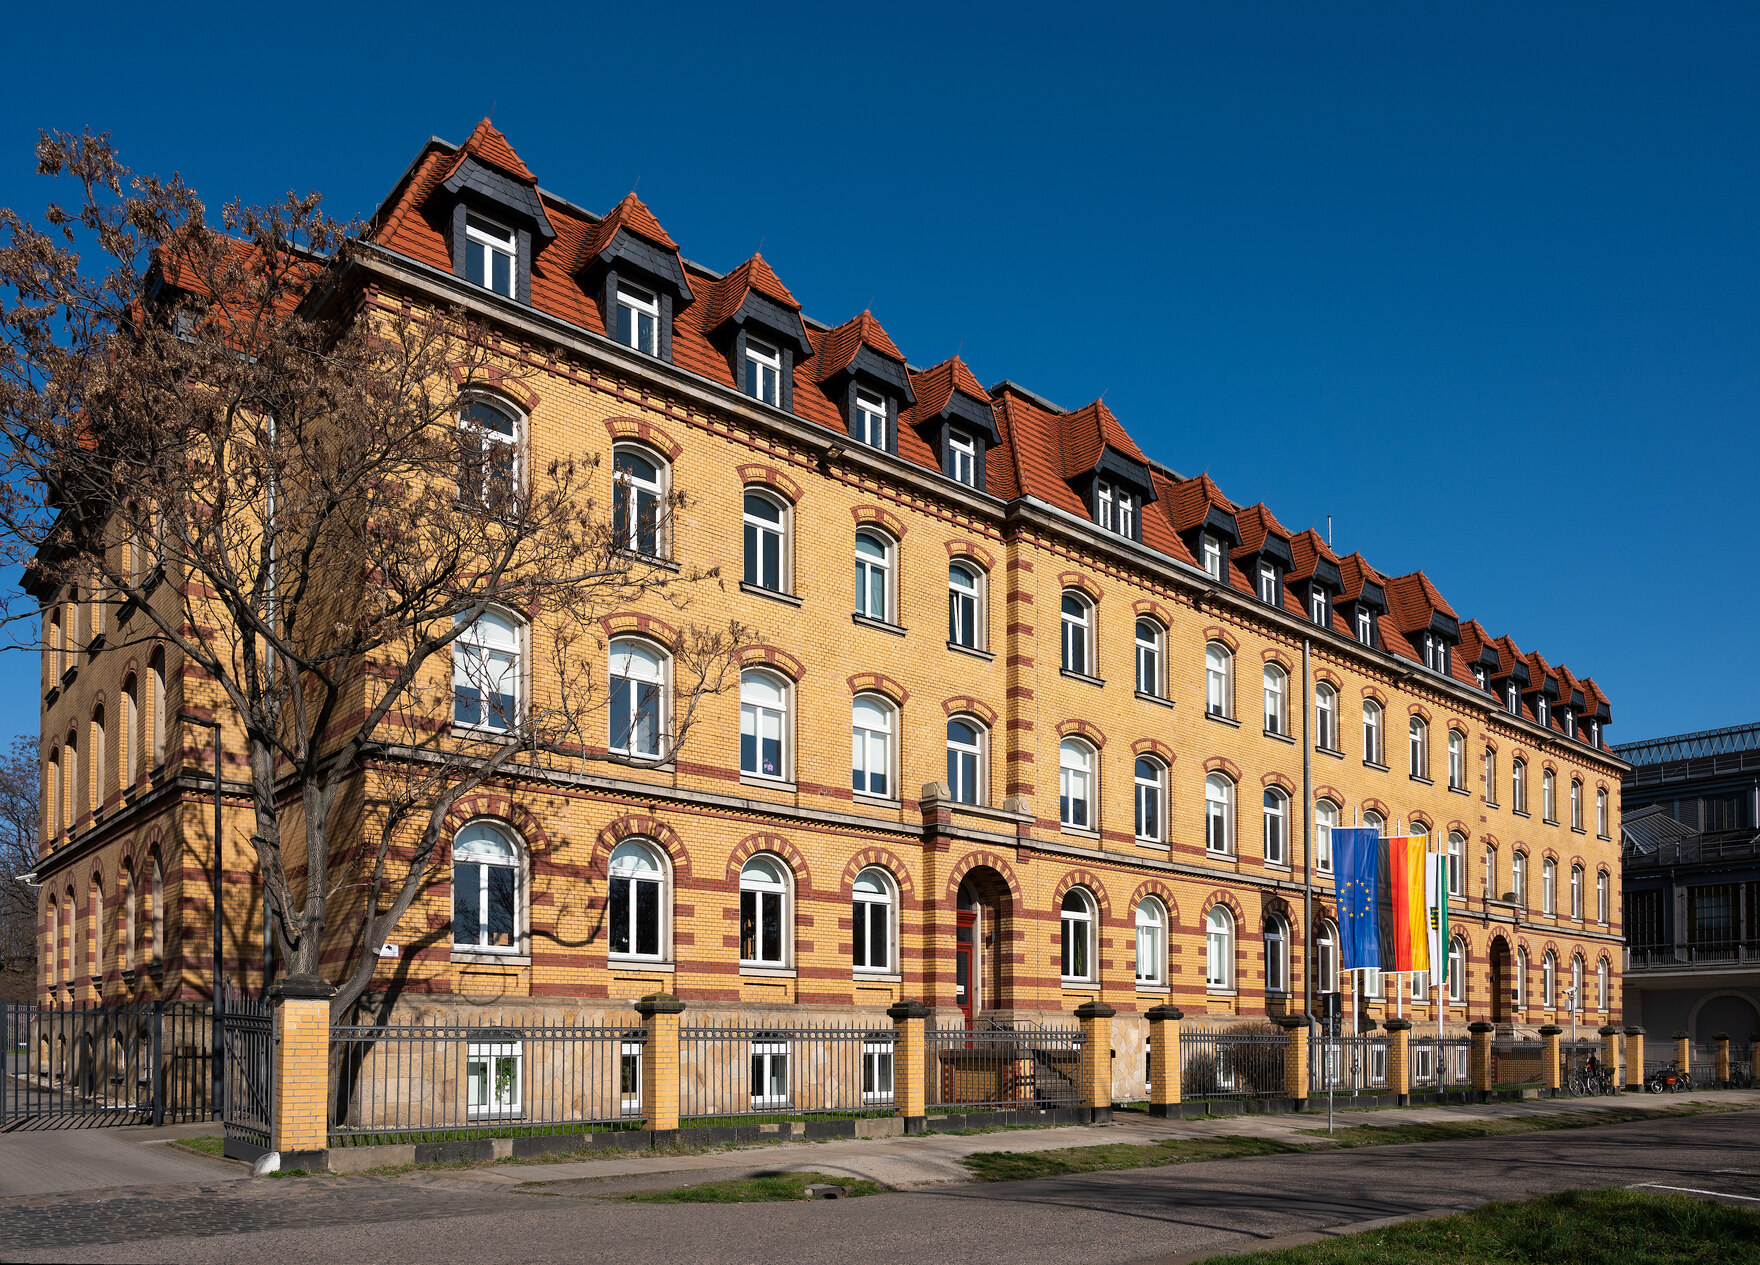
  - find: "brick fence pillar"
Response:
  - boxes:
[635,992,684,1139]
[1145,1005,1183,1116]
[1599,1025,1622,1092]
[1469,1021,1494,1099]
[1383,1018,1411,1106]
[1075,1000,1115,1122]
[270,975,333,1167]
[888,1000,930,1134]
[1715,1033,1731,1088]
[1624,1027,1645,1091]
[1539,1024,1563,1094]
[1674,1031,1691,1082]
[1276,1014,1310,1108]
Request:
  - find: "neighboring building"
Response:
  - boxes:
[31,121,1628,1091]
[1616,722,1760,1043]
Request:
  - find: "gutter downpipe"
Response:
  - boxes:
[1303,637,1315,1050]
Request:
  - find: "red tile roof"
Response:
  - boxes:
[905,355,989,421]
[1383,571,1459,633]
[702,253,803,333]
[1232,502,1294,560]
[1056,399,1149,480]
[583,191,679,257]
[1336,552,1384,605]
[447,118,536,184]
[805,310,905,383]
[1163,473,1239,534]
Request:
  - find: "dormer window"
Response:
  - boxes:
[1563,708,1576,739]
[948,430,977,487]
[1309,588,1329,627]
[1097,482,1135,539]
[853,390,887,450]
[1257,561,1279,605]
[464,214,517,297]
[1474,666,1487,689]
[1355,607,1373,644]
[1590,719,1600,747]
[1537,698,1549,727]
[615,283,659,355]
[744,338,781,406]
[1506,681,1518,713]
[1422,633,1450,674]
[1200,533,1223,581]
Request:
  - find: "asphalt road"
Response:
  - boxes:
[7,1110,1760,1264]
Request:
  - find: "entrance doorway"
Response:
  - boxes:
[955,870,1009,1026]
[1489,937,1511,1025]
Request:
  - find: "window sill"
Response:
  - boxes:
[1060,668,1105,688]
[852,613,907,637]
[1205,712,1241,728]
[855,972,903,984]
[1135,690,1174,709]
[1136,983,1171,995]
[1264,729,1295,745]
[948,641,994,662]
[609,958,675,973]
[1206,987,1238,997]
[1486,800,1501,810]
[740,774,796,792]
[1061,825,1101,841]
[1135,836,1170,850]
[853,794,902,810]
[1060,981,1101,993]
[1263,861,1292,873]
[1206,847,1236,861]
[1409,774,1433,787]
[616,550,681,573]
[1448,785,1471,796]
[1315,745,1343,760]
[1597,833,1610,842]
[604,752,676,773]
[1571,826,1586,835]
[1512,808,1530,818]
[1363,760,1389,773]
[739,581,802,607]
[451,950,530,966]
[740,965,798,979]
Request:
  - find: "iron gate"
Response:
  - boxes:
[1,1001,213,1129]
[220,982,273,1158]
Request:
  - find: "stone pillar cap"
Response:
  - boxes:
[1623,1026,1646,1036]
[1714,1032,1730,1041]
[1274,1013,1311,1030]
[1672,1030,1691,1040]
[886,1000,932,1021]
[1073,1000,1117,1021]
[1144,1004,1185,1022]
[269,975,336,1001]
[1382,1018,1412,1032]
[634,993,686,1016]
[1538,1024,1564,1036]
[1597,1025,1622,1036]
[1468,1021,1495,1033]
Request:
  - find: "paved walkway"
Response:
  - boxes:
[0,1121,244,1198]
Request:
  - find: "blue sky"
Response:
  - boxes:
[3,1,1756,744]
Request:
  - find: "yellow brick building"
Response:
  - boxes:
[32,123,1628,1093]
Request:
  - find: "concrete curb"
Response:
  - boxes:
[1132,1204,1478,1264]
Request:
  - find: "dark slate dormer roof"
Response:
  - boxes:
[1289,529,1345,593]
[1058,400,1157,500]
[1489,634,1531,686]
[579,192,692,302]
[806,311,914,403]
[440,119,553,240]
[701,254,812,357]
[1524,651,1562,703]
[1166,474,1242,546]
[1338,552,1388,611]
[1233,503,1296,571]
[1458,619,1504,685]
[904,356,1001,445]
[1582,678,1612,724]
[1384,571,1461,642]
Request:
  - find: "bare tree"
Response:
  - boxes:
[0,131,746,1016]
[0,735,40,986]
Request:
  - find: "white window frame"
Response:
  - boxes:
[1570,865,1583,921]
[854,530,893,623]
[948,563,982,649]
[742,490,789,593]
[851,694,896,800]
[853,388,887,450]
[1205,773,1234,856]
[1485,748,1497,803]
[1363,700,1384,764]
[1597,787,1609,838]
[451,821,523,952]
[1363,810,1385,838]
[744,336,781,406]
[613,445,668,558]
[1135,898,1167,986]
[614,281,660,355]
[1317,921,1339,994]
[1355,607,1373,644]
[457,397,521,509]
[1513,852,1528,906]
[608,638,668,759]
[452,610,522,733]
[1515,947,1529,1009]
[1514,759,1528,813]
[1309,587,1328,625]
[1264,914,1288,994]
[948,429,977,487]
[946,717,985,806]
[861,1040,895,1105]
[749,1038,790,1109]
[1409,716,1428,779]
[1097,482,1135,538]
[464,214,516,298]
[1316,683,1337,751]
[1448,730,1465,790]
[621,1041,643,1116]
[466,1040,522,1118]
[1597,958,1609,1012]
[739,669,790,782]
[1134,757,1165,843]
[1448,938,1466,1003]
[1059,739,1095,831]
[852,866,895,975]
[739,854,792,966]
[1257,561,1278,604]
[1571,779,1583,830]
[1200,532,1223,580]
[1205,642,1233,718]
[1060,888,1096,983]
[1315,800,1338,874]
[1543,769,1557,822]
[1263,787,1287,866]
[1542,859,1556,916]
[607,839,669,962]
[1060,591,1092,676]
[1205,906,1234,989]
[1597,870,1609,924]
[1542,951,1556,1009]
[1263,664,1287,735]
[1447,832,1465,897]
[1135,619,1162,697]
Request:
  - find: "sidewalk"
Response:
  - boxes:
[388,1086,1760,1198]
[0,1120,246,1198]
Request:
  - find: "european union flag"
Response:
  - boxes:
[1334,827,1382,971]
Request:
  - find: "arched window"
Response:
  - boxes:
[121,675,139,789]
[1570,955,1584,1015]
[1597,958,1610,1011]
[852,867,895,973]
[1570,779,1583,831]
[1513,851,1528,906]
[1542,858,1557,916]
[457,397,520,508]
[1447,831,1465,897]
[89,875,104,988]
[1060,592,1092,676]
[1408,716,1428,779]
[1059,739,1095,830]
[1206,906,1234,988]
[1513,759,1528,813]
[739,670,789,781]
[1135,898,1166,986]
[854,530,893,623]
[608,639,666,759]
[612,446,667,557]
[1263,787,1288,866]
[1542,769,1557,822]
[1447,937,1466,1003]
[1205,774,1234,855]
[453,610,520,731]
[90,707,107,811]
[1314,799,1338,873]
[1570,865,1583,920]
[1264,914,1288,994]
[121,861,135,973]
[1596,787,1609,838]
[1542,950,1556,1009]
[452,822,520,951]
[1315,683,1338,751]
[1362,700,1384,765]
[1205,642,1232,718]
[851,695,895,799]
[46,894,58,990]
[946,718,984,805]
[1484,843,1497,900]
[1060,888,1095,982]
[1484,746,1497,803]
[1263,663,1287,735]
[149,857,163,971]
[1515,946,1529,1010]
[1363,809,1384,837]
[45,749,59,841]
[607,839,668,961]
[739,855,790,965]
[1134,757,1166,842]
[148,650,166,768]
[65,732,81,826]
[742,491,788,593]
[948,563,982,649]
[1135,619,1163,697]
[1317,919,1339,994]
[1447,729,1465,790]
[1597,869,1609,925]
[46,607,62,683]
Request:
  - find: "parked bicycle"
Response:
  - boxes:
[1647,1063,1692,1093]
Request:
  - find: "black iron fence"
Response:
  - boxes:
[220,986,273,1152]
[1179,1024,1289,1100]
[328,1015,642,1146]
[1311,1034,1391,1094]
[925,1023,1081,1112]
[2,1001,213,1129]
[681,1020,896,1123]
[1409,1037,1472,1090]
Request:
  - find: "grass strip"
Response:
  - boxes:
[962,1135,1302,1182]
[1192,1187,1760,1264]
[169,1134,227,1158]
[1297,1102,1721,1148]
[618,1171,886,1203]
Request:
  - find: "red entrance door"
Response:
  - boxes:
[955,909,975,1026]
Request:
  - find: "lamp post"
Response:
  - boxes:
[178,712,223,1120]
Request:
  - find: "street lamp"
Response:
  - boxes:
[178,712,223,1120]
